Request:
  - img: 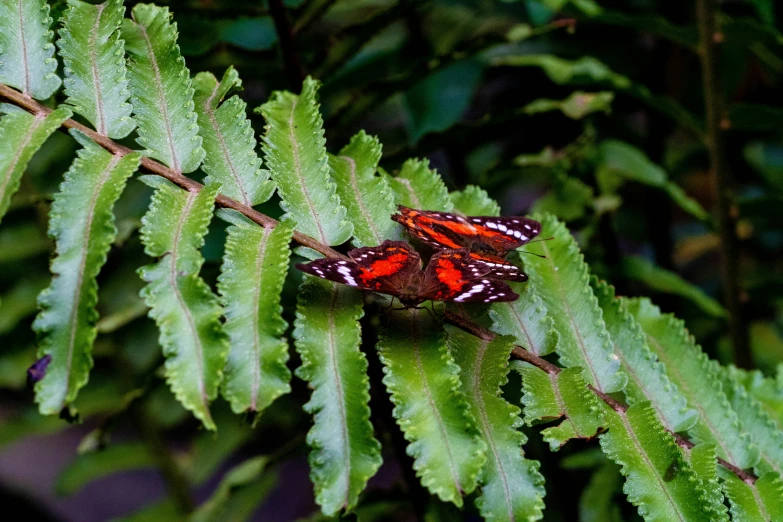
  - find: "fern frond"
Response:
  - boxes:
[329,130,397,247]
[138,179,228,430]
[448,327,546,521]
[386,158,452,211]
[514,364,604,450]
[57,0,134,138]
[687,444,730,522]
[258,77,352,246]
[0,0,60,99]
[523,214,625,393]
[717,364,783,476]
[593,279,697,432]
[0,107,71,225]
[490,282,558,357]
[122,3,204,173]
[449,185,501,216]
[723,471,783,522]
[193,67,273,207]
[33,131,140,416]
[294,276,382,515]
[218,214,293,416]
[377,308,486,506]
[628,298,760,470]
[599,402,714,522]
[726,365,783,425]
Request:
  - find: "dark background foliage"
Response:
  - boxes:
[1,0,782,520]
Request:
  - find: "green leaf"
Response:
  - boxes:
[0,222,50,262]
[114,501,179,522]
[492,55,703,134]
[138,179,228,430]
[596,140,709,221]
[218,216,293,416]
[449,185,500,217]
[592,279,698,433]
[403,59,484,144]
[193,67,273,207]
[580,462,624,522]
[294,276,382,516]
[514,364,604,450]
[530,172,595,222]
[0,107,71,225]
[122,3,204,173]
[628,298,761,470]
[718,366,783,476]
[191,456,275,522]
[723,472,783,522]
[258,77,352,246]
[386,158,452,212]
[599,402,714,522]
[523,214,625,393]
[523,91,614,119]
[377,308,486,506]
[448,328,546,521]
[620,256,726,318]
[55,443,155,496]
[329,130,397,247]
[687,444,729,522]
[33,133,140,416]
[0,276,47,335]
[187,404,253,485]
[57,0,135,139]
[490,282,557,357]
[0,0,61,99]
[725,366,783,426]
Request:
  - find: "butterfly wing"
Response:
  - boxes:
[393,205,541,257]
[421,249,519,303]
[296,240,420,298]
[468,252,528,282]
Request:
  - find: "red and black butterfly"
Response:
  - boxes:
[296,240,519,306]
[391,205,541,282]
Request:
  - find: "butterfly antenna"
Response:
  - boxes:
[518,250,547,259]
[526,236,554,245]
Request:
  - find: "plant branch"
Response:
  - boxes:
[696,0,751,368]
[0,81,756,485]
[268,0,306,89]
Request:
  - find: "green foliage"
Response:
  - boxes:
[57,0,135,139]
[122,3,204,172]
[193,67,273,206]
[0,107,71,225]
[0,0,60,99]
[56,443,155,496]
[523,214,625,393]
[599,402,714,522]
[1,0,783,519]
[294,276,381,516]
[377,308,486,506]
[629,298,761,470]
[329,130,397,247]
[593,279,698,433]
[515,364,604,450]
[218,215,293,417]
[386,158,452,211]
[139,179,228,430]
[259,77,352,246]
[34,132,140,415]
[448,328,546,521]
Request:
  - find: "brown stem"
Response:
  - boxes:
[696,0,751,369]
[268,0,306,88]
[0,82,756,485]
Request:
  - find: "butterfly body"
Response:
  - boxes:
[296,240,518,306]
[391,205,541,282]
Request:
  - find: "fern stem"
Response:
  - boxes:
[695,0,751,368]
[0,80,757,486]
[0,83,345,262]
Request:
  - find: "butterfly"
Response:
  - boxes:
[296,240,519,306]
[391,205,541,282]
